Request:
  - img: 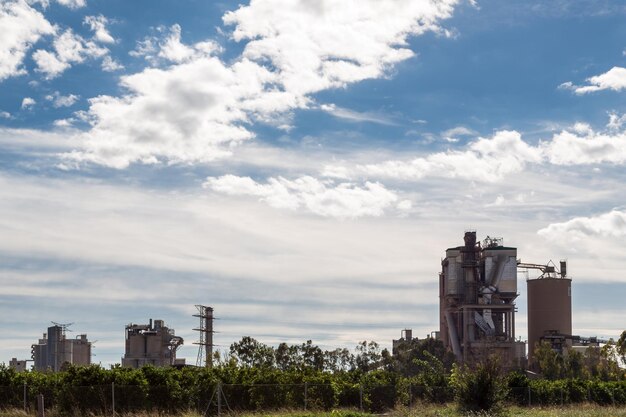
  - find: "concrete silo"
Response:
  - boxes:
[525,261,571,365]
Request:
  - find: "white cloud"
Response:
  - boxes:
[537,209,626,269]
[330,115,626,184]
[33,28,108,79]
[203,175,400,218]
[21,97,36,109]
[62,57,271,168]
[542,122,626,165]
[441,126,476,142]
[53,118,75,127]
[224,0,458,95]
[319,103,396,125]
[128,37,157,60]
[101,55,123,72]
[0,0,55,81]
[67,1,459,168]
[607,111,626,130]
[158,24,197,63]
[358,130,542,182]
[130,24,221,65]
[561,66,626,94]
[0,111,11,119]
[84,15,115,44]
[54,0,86,9]
[45,91,79,107]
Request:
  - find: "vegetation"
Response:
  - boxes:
[0,335,624,416]
[450,356,507,414]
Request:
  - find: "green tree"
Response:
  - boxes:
[617,330,626,367]
[300,340,324,371]
[355,341,381,372]
[229,336,275,368]
[534,341,563,379]
[323,347,355,372]
[563,349,587,379]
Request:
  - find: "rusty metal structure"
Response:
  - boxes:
[439,232,525,367]
[121,319,184,368]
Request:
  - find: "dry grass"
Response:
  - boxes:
[390,402,626,417]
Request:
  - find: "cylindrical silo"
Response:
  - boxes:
[527,277,572,364]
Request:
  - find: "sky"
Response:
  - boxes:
[0,0,625,367]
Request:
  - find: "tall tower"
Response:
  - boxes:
[193,305,214,368]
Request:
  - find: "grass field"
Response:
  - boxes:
[1,405,626,417]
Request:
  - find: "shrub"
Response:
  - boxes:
[450,357,508,414]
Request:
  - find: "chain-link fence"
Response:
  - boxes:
[1,383,624,415]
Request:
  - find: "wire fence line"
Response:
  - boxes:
[0,383,624,414]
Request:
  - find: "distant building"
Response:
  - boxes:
[392,329,414,355]
[9,358,28,372]
[31,325,91,371]
[121,319,184,368]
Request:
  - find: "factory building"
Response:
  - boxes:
[121,319,185,368]
[392,329,414,355]
[31,325,91,371]
[9,358,28,372]
[439,232,525,367]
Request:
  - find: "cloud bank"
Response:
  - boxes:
[63,0,460,168]
[538,209,626,240]
[204,175,405,218]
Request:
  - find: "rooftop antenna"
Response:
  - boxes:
[51,322,74,336]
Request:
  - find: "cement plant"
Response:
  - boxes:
[5,231,615,374]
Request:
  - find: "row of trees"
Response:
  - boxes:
[227,336,456,375]
[0,333,624,415]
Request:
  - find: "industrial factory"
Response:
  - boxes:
[10,306,216,372]
[4,233,611,372]
[122,319,185,368]
[30,323,92,372]
[439,231,606,370]
[439,232,525,367]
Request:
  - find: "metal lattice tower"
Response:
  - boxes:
[193,305,214,368]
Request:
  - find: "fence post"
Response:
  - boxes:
[304,382,308,411]
[527,386,531,407]
[217,382,222,417]
[23,382,27,412]
[36,394,45,417]
[111,381,115,416]
[359,384,363,411]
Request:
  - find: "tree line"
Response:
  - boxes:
[0,333,624,415]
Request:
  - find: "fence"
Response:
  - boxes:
[1,382,625,415]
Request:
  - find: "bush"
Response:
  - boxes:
[450,357,508,414]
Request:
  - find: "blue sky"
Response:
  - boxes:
[1,0,625,366]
